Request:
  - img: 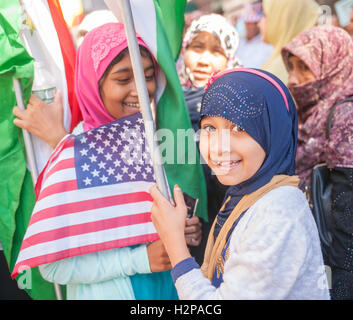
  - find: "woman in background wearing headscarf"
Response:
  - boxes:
[258,0,319,84]
[282,25,353,300]
[177,14,242,265]
[236,1,273,68]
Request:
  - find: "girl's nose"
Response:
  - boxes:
[129,81,139,97]
[288,70,299,87]
[197,50,213,66]
[209,129,231,157]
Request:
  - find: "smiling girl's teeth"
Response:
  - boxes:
[124,103,139,108]
[212,160,240,166]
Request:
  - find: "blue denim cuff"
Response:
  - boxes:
[171,257,200,283]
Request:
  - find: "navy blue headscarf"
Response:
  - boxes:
[199,68,298,239]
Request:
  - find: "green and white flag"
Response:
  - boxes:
[105,0,208,221]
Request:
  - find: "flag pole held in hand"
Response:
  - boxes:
[115,0,172,201]
[12,78,63,301]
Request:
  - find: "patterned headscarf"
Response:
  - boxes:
[200,68,298,238]
[282,25,353,189]
[75,22,157,131]
[178,14,241,87]
[261,0,319,84]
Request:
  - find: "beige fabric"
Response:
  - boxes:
[261,0,319,84]
[201,175,300,281]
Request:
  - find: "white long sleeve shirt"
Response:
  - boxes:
[172,186,330,300]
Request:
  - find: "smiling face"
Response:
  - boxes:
[199,116,266,186]
[99,49,157,120]
[183,31,228,87]
[287,54,315,86]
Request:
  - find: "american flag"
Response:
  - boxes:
[12,112,160,279]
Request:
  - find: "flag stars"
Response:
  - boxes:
[100,175,108,183]
[107,167,115,175]
[98,161,106,169]
[126,158,134,166]
[80,136,88,144]
[83,177,92,186]
[129,172,136,180]
[80,148,88,156]
[104,153,112,161]
[103,140,110,147]
[89,154,97,163]
[95,133,102,140]
[91,169,100,177]
[96,146,104,154]
[115,173,123,182]
[114,159,121,167]
[81,163,90,171]
[89,141,96,149]
[121,166,129,174]
[111,145,118,153]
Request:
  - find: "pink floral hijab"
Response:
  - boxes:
[75,22,154,131]
[282,25,353,189]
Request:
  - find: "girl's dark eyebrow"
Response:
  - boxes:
[112,64,154,74]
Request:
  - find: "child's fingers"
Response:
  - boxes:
[13,118,26,130]
[173,185,186,207]
[13,106,26,119]
[149,184,171,207]
[28,92,41,105]
[185,216,200,226]
[53,89,62,103]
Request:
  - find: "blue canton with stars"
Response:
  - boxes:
[74,112,155,189]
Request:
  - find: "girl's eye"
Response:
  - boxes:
[213,47,224,55]
[145,74,155,81]
[116,78,130,83]
[201,125,216,133]
[232,124,244,133]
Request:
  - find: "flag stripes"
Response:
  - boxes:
[12,113,159,279]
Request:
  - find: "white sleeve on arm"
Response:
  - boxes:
[39,244,151,285]
[173,191,313,300]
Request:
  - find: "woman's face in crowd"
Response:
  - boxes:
[258,15,268,43]
[100,52,157,120]
[287,55,315,86]
[199,116,266,186]
[184,31,228,87]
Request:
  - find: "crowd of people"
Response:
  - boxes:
[3,0,353,300]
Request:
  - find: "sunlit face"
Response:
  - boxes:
[184,31,228,87]
[100,52,156,120]
[199,116,266,186]
[287,55,315,86]
[258,15,268,43]
[245,21,260,40]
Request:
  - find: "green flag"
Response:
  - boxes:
[0,0,58,300]
[106,0,208,222]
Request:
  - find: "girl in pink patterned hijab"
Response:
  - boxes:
[282,25,353,191]
[75,22,157,131]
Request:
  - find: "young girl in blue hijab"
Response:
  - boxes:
[150,68,330,299]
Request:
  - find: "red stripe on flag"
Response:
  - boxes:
[12,233,160,279]
[21,212,152,250]
[36,179,77,202]
[35,137,74,198]
[43,158,75,182]
[30,191,153,225]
